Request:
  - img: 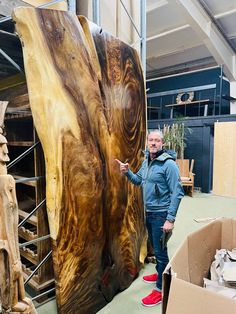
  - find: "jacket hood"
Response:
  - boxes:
[163,149,177,160]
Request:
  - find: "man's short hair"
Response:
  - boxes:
[147,129,164,140]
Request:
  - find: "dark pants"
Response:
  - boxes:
[146,211,169,291]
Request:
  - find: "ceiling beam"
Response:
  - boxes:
[0,0,29,16]
[147,24,190,42]
[147,0,168,13]
[147,42,205,59]
[228,32,236,40]
[176,0,236,81]
[147,8,236,43]
[214,8,236,19]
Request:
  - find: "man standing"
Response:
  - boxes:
[115,130,184,307]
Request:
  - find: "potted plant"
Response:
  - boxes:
[159,122,194,196]
[161,122,187,159]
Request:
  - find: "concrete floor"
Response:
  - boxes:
[36,193,236,314]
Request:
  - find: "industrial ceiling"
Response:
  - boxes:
[146,0,236,80]
[0,0,236,83]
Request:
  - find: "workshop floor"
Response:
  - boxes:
[36,193,236,314]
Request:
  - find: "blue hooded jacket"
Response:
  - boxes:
[125,151,184,222]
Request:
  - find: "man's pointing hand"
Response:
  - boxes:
[115,159,129,174]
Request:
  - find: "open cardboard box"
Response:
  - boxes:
[163,218,236,314]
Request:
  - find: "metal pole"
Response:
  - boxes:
[93,0,100,25]
[120,0,141,38]
[140,0,146,77]
[0,16,12,23]
[32,288,55,301]
[24,250,52,285]
[0,30,18,37]
[7,141,40,170]
[19,234,50,248]
[15,176,42,184]
[68,0,76,13]
[219,64,223,115]
[0,48,23,73]
[18,199,46,228]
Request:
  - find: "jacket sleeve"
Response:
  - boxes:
[124,162,145,186]
[164,160,184,221]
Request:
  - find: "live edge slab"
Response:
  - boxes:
[13,8,146,314]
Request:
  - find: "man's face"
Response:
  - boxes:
[147,132,163,154]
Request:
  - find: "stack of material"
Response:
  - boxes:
[204,249,236,298]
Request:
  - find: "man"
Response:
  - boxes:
[115,130,184,307]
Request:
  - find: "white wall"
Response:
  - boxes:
[230,81,236,114]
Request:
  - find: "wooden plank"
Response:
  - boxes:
[19,209,37,226]
[0,83,27,101]
[5,112,32,120]
[176,159,190,177]
[20,247,38,264]
[19,226,37,241]
[213,122,236,197]
[8,94,30,108]
[8,141,34,146]
[22,272,54,291]
[0,73,25,93]
[14,8,146,314]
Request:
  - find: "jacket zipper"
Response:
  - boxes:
[143,160,157,207]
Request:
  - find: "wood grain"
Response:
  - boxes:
[80,16,146,297]
[14,8,146,314]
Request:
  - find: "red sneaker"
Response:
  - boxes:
[143,273,158,283]
[141,290,162,307]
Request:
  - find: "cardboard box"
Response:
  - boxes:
[163,218,236,314]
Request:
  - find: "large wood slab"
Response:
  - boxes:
[79,14,147,295]
[13,8,146,314]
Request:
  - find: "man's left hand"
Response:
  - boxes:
[163,220,174,232]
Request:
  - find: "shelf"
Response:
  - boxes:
[20,247,38,265]
[22,264,39,284]
[19,209,37,226]
[165,99,211,107]
[5,112,32,120]
[22,272,54,291]
[12,174,41,187]
[4,85,53,301]
[8,141,34,147]
[147,106,160,110]
[19,226,38,242]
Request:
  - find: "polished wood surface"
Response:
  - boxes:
[14,8,146,314]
